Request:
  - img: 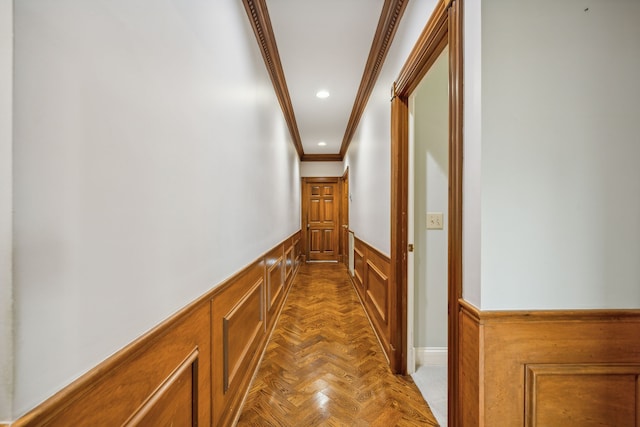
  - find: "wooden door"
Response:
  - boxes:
[302,178,339,261]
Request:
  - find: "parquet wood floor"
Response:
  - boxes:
[236,262,439,426]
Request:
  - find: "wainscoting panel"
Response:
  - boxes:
[212,257,266,426]
[13,302,212,427]
[13,231,301,427]
[124,348,200,426]
[222,278,264,392]
[525,363,640,427]
[366,260,388,323]
[353,239,365,298]
[351,237,393,365]
[458,300,640,426]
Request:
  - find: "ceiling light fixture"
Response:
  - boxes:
[316,90,330,99]
[318,141,327,146]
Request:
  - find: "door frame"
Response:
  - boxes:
[301,177,341,262]
[340,167,350,266]
[390,0,462,425]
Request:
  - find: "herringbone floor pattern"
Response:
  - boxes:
[236,263,439,426]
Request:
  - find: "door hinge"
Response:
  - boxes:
[407,244,414,252]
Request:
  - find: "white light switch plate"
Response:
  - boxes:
[426,212,443,230]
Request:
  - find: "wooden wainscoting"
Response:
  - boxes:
[458,299,640,426]
[13,300,212,427]
[12,231,302,427]
[350,236,394,365]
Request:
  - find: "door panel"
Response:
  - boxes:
[302,178,339,261]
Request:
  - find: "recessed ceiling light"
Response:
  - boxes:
[318,141,327,146]
[316,90,330,99]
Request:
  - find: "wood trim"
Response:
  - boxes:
[222,278,264,392]
[525,363,640,427]
[12,232,302,427]
[339,0,410,158]
[390,1,463,425]
[123,347,200,425]
[14,303,212,427]
[350,236,394,366]
[241,0,304,158]
[394,0,448,97]
[300,154,343,162]
[459,300,640,426]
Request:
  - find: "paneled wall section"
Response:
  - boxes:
[352,237,394,364]
[12,231,302,427]
[458,300,640,426]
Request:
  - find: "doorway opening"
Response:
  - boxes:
[389,1,463,426]
[407,45,450,426]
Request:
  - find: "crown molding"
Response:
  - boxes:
[242,0,305,158]
[300,154,343,162]
[339,0,409,158]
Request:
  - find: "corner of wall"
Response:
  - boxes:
[0,0,13,421]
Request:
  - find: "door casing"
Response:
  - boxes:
[389,1,463,426]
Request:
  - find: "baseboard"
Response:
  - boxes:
[11,231,303,427]
[415,347,447,367]
[458,299,640,426]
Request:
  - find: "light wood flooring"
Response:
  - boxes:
[236,262,439,426]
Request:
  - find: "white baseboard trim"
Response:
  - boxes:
[415,347,447,367]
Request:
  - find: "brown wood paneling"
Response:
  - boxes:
[223,278,264,392]
[354,242,365,297]
[285,246,293,282]
[211,258,266,427]
[13,232,302,427]
[525,364,640,427]
[459,303,481,427]
[366,260,389,324]
[300,154,343,162]
[13,303,212,427]
[350,236,394,367]
[124,349,199,426]
[268,257,284,312]
[458,298,640,426]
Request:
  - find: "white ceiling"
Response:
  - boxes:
[266,0,386,155]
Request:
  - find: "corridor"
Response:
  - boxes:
[237,263,438,426]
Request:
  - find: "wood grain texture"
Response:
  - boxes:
[13,302,212,427]
[525,364,640,427]
[237,263,438,426]
[352,237,396,371]
[13,232,302,427]
[124,348,199,426]
[302,178,340,262]
[300,154,342,162]
[459,299,640,427]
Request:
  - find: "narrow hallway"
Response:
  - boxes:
[237,263,438,426]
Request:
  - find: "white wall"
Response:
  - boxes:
[462,0,482,308]
[300,161,344,177]
[13,0,300,418]
[413,47,449,348]
[345,0,439,255]
[0,0,13,422]
[479,0,640,309]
